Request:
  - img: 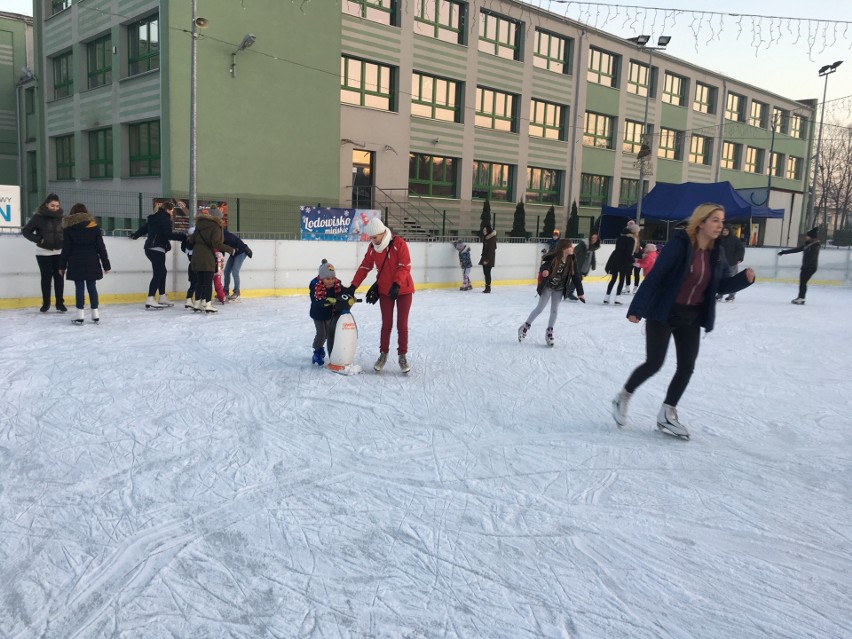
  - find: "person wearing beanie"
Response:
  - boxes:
[479,225,497,293]
[187,207,234,313]
[22,193,67,312]
[612,204,756,440]
[346,217,415,373]
[452,239,473,290]
[633,242,658,279]
[715,224,746,302]
[309,259,343,366]
[130,200,187,309]
[58,203,111,325]
[546,229,561,252]
[566,232,600,301]
[778,227,821,305]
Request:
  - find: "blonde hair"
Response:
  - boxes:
[685,203,724,249]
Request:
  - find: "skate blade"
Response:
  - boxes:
[657,423,690,440]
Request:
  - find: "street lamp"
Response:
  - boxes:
[230,34,257,78]
[189,3,209,225]
[629,35,670,224]
[805,60,843,230]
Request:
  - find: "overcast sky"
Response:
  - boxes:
[5,0,851,117]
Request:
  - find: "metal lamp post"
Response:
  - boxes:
[189,3,209,225]
[805,60,843,230]
[629,35,670,225]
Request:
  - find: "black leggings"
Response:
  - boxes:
[624,317,701,406]
[632,266,641,287]
[482,265,493,287]
[606,271,629,295]
[798,266,817,299]
[145,249,167,297]
[196,270,213,303]
[36,254,64,306]
[186,265,198,299]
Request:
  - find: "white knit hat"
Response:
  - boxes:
[365,217,386,237]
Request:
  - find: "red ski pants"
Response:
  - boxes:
[378,293,412,355]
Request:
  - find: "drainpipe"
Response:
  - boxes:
[15,83,24,214]
[714,80,726,182]
[566,29,586,229]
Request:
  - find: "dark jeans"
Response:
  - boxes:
[482,265,493,288]
[145,249,167,297]
[196,270,213,303]
[36,254,64,306]
[632,266,641,287]
[798,266,817,299]
[624,310,702,406]
[606,271,628,295]
[74,279,99,309]
[186,264,198,299]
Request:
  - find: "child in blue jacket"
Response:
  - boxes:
[309,260,342,365]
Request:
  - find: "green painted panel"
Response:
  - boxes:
[477,53,523,91]
[531,71,572,105]
[579,146,616,174]
[656,159,683,183]
[585,83,620,116]
[660,103,688,130]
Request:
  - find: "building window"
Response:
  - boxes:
[587,47,618,88]
[413,0,465,44]
[25,88,36,142]
[620,178,648,206]
[749,100,768,128]
[341,56,396,111]
[412,72,461,122]
[623,119,645,154]
[52,52,73,99]
[533,29,571,74]
[129,120,160,177]
[693,82,716,114]
[583,111,614,149]
[744,147,764,174]
[725,92,744,122]
[52,0,72,15]
[662,72,686,106]
[478,10,520,61]
[87,34,112,89]
[579,173,610,206]
[475,86,517,132]
[128,14,159,76]
[785,156,802,180]
[627,61,651,97]
[790,114,806,139]
[409,153,457,197]
[721,141,742,170]
[342,0,398,26]
[472,160,514,201]
[526,167,562,204]
[88,128,113,179]
[529,99,565,140]
[658,128,683,160]
[773,108,790,134]
[55,135,75,181]
[767,152,784,177]
[27,151,38,194]
[689,134,712,165]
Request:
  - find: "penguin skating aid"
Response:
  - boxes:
[326,293,363,375]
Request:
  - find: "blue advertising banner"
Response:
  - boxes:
[300,206,382,241]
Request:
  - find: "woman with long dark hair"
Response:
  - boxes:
[22,193,66,313]
[130,201,183,309]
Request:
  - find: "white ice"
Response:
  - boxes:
[1,280,849,638]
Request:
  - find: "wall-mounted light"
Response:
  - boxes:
[230,33,257,78]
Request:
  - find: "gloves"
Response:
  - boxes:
[245,247,253,258]
[388,282,400,300]
[342,284,355,296]
[777,251,783,256]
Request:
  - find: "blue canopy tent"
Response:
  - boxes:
[598,181,784,239]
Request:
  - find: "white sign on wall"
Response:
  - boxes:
[0,186,22,228]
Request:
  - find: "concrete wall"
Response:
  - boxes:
[1,236,849,308]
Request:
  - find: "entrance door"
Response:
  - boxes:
[352,150,374,209]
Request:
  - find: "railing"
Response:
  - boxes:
[355,185,445,238]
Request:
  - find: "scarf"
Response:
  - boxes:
[314,279,341,301]
[371,230,393,254]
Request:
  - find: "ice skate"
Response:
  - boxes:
[374,352,388,372]
[72,308,84,325]
[158,294,174,307]
[185,298,194,309]
[92,308,100,324]
[545,327,554,347]
[399,354,411,374]
[518,322,530,342]
[614,295,623,305]
[791,298,805,305]
[228,292,241,301]
[145,296,164,310]
[203,300,218,313]
[656,404,690,440]
[312,347,325,366]
[56,302,67,313]
[612,389,631,427]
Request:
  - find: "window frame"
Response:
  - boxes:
[661,72,686,107]
[88,128,113,179]
[721,141,742,170]
[342,0,399,26]
[472,160,514,201]
[619,178,648,207]
[790,114,806,139]
[128,13,159,76]
[767,151,784,177]
[749,100,768,128]
[475,86,517,132]
[529,98,565,141]
[478,10,521,61]
[626,60,651,97]
[128,120,160,177]
[341,55,397,112]
[51,0,72,15]
[583,111,614,149]
[693,82,716,114]
[526,166,562,205]
[658,127,683,160]
[411,71,461,123]
[55,134,75,181]
[622,119,645,155]
[785,155,802,180]
[773,107,790,134]
[579,173,610,207]
[744,146,764,174]
[587,46,618,88]
[86,34,113,90]
[533,28,571,74]
[412,0,464,43]
[409,152,458,198]
[52,51,73,100]
[688,134,712,165]
[725,92,745,122]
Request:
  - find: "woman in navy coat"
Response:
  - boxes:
[59,203,111,324]
[611,203,755,440]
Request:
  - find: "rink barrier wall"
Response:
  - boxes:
[1,236,850,309]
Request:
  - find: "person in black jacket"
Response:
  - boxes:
[566,232,599,301]
[778,227,820,305]
[59,204,111,325]
[715,224,746,302]
[604,226,637,304]
[22,193,67,313]
[222,228,253,301]
[611,204,755,440]
[517,239,585,346]
[130,201,185,309]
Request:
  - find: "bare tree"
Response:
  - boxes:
[816,119,852,234]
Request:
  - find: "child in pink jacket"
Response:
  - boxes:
[634,243,658,277]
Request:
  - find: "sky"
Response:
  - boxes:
[5,0,851,118]
[1,281,849,636]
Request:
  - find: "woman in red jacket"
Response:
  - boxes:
[348,218,415,373]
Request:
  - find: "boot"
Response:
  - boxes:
[614,295,623,306]
[92,308,100,324]
[40,301,50,313]
[185,298,194,309]
[791,298,806,305]
[312,347,326,366]
[56,302,68,313]
[203,300,218,313]
[158,294,174,307]
[603,295,610,304]
[146,296,164,310]
[518,322,531,342]
[399,354,411,374]
[657,404,690,439]
[483,286,491,294]
[374,352,388,372]
[545,327,554,347]
[228,291,240,301]
[725,295,735,302]
[72,308,84,325]
[623,286,631,295]
[611,389,632,427]
[192,298,203,312]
